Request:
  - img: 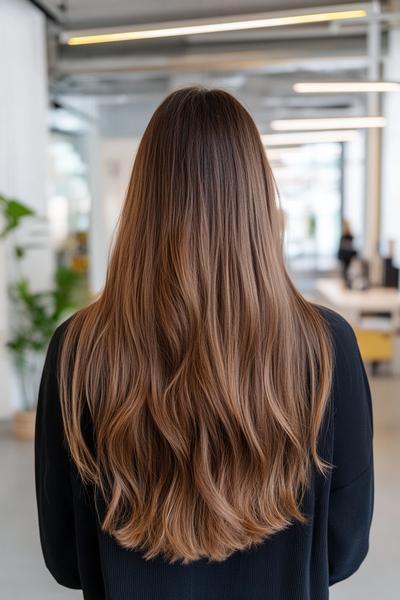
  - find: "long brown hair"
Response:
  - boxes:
[59,87,333,564]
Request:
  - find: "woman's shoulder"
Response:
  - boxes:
[46,313,79,360]
[315,304,370,420]
[315,304,358,357]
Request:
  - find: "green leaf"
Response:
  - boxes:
[14,246,25,259]
[0,194,35,238]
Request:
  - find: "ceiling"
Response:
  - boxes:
[36,0,368,28]
[35,0,391,136]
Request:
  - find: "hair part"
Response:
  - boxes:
[59,86,333,564]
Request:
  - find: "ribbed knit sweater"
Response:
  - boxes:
[35,306,374,600]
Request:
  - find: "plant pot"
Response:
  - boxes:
[13,409,36,441]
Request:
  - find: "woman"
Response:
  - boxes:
[35,87,373,600]
[337,219,357,286]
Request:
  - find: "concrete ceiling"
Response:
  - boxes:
[37,0,369,28]
[38,0,389,135]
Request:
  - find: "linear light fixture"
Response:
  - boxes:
[294,82,400,93]
[261,130,358,146]
[270,116,386,131]
[267,147,302,160]
[63,7,367,46]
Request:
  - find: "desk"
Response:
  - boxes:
[315,278,400,330]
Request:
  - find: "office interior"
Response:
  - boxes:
[0,1,399,598]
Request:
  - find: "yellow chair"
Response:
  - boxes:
[353,326,395,364]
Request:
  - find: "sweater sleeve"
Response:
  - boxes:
[34,323,82,589]
[327,314,374,586]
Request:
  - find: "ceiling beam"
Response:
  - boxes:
[28,0,64,24]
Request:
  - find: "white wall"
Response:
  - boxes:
[0,0,50,417]
[382,28,400,269]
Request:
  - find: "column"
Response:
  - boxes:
[0,0,50,417]
[381,27,400,270]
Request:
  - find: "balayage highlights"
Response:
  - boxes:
[59,87,333,563]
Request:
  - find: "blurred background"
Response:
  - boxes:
[0,0,399,598]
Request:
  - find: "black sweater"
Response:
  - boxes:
[35,307,374,600]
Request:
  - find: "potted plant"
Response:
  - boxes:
[1,193,83,439]
[7,267,81,439]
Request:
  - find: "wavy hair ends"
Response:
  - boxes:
[59,87,333,564]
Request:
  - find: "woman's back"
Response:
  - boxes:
[35,88,373,599]
[35,307,373,599]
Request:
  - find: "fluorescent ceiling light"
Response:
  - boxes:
[294,82,400,93]
[261,130,358,146]
[63,8,367,46]
[270,116,386,131]
[267,147,302,160]
[267,147,302,158]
